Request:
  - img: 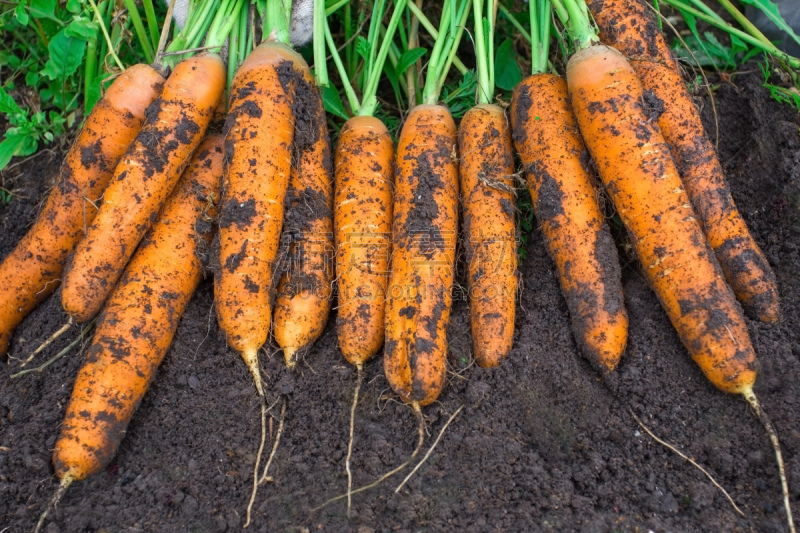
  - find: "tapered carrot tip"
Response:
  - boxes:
[283,347,297,370]
[242,348,264,396]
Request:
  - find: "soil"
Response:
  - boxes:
[1,69,799,532]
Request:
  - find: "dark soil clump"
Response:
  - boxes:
[1,70,798,532]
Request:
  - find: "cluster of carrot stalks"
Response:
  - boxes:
[0,0,795,530]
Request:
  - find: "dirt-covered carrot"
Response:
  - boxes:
[214,41,308,392]
[458,0,517,368]
[587,0,779,323]
[0,65,164,358]
[510,0,627,371]
[329,1,402,369]
[334,116,394,364]
[273,69,334,369]
[385,0,469,407]
[558,2,793,529]
[61,52,224,324]
[46,134,221,522]
[322,0,404,513]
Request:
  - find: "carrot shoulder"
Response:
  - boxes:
[384,104,459,407]
[333,116,394,366]
[567,44,756,394]
[61,54,224,324]
[274,75,335,368]
[54,134,222,482]
[511,73,628,371]
[0,64,164,356]
[458,103,517,367]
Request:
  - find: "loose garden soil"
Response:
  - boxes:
[1,69,799,532]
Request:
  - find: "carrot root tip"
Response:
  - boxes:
[242,348,264,396]
[744,389,795,533]
[283,347,297,369]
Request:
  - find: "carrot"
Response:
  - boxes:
[49,133,221,509]
[510,0,627,371]
[384,104,459,407]
[273,71,334,369]
[60,53,225,324]
[457,0,517,368]
[0,64,164,358]
[566,32,755,397]
[557,1,792,529]
[333,116,394,365]
[587,0,780,323]
[319,2,403,514]
[511,75,628,371]
[384,0,469,408]
[214,41,308,393]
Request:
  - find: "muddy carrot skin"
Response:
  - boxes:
[458,104,517,367]
[567,44,756,394]
[61,53,224,324]
[333,116,394,366]
[0,65,164,357]
[511,74,628,372]
[587,0,779,323]
[384,104,459,407]
[215,42,308,390]
[54,135,222,482]
[273,77,335,368]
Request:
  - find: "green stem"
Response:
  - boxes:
[88,0,124,70]
[314,0,328,86]
[228,9,240,90]
[552,0,597,51]
[325,15,360,113]
[536,0,551,74]
[361,0,409,116]
[142,0,160,52]
[406,1,468,75]
[716,0,774,49]
[660,0,800,68]
[121,0,155,63]
[325,0,348,15]
[84,31,98,108]
[473,0,491,104]
[498,3,531,43]
[206,0,245,49]
[264,0,293,44]
[430,0,471,104]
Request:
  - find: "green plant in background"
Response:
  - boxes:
[0,0,162,172]
[759,60,800,110]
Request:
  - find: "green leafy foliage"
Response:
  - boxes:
[739,0,800,49]
[0,0,158,173]
[494,38,523,91]
[760,61,800,110]
[442,70,478,119]
[321,83,351,121]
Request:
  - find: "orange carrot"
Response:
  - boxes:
[273,72,335,368]
[587,0,779,323]
[61,53,225,324]
[568,43,756,394]
[333,116,394,366]
[215,42,309,393]
[458,104,517,367]
[0,65,164,357]
[53,133,221,491]
[384,104,459,407]
[511,74,628,371]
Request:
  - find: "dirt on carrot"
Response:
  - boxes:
[0,69,798,533]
